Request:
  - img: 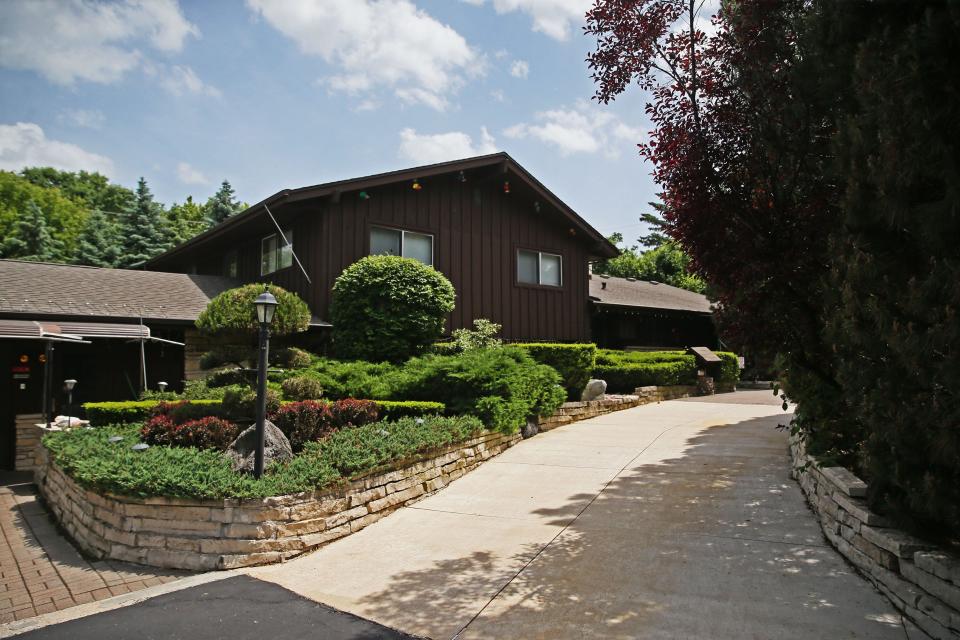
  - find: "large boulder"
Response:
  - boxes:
[226,420,293,474]
[581,379,607,402]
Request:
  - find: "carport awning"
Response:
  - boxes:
[0,319,165,343]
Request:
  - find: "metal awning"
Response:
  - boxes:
[0,320,89,343]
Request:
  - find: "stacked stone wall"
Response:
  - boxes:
[790,436,960,639]
[15,415,43,472]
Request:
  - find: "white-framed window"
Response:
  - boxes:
[224,250,238,278]
[518,249,562,287]
[261,228,293,275]
[370,226,433,266]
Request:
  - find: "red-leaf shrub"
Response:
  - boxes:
[270,399,380,452]
[141,415,239,451]
[326,399,379,430]
[151,400,225,423]
[270,400,332,452]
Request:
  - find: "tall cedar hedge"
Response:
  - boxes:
[330,255,455,362]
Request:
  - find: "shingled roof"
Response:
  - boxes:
[0,260,238,323]
[589,274,712,314]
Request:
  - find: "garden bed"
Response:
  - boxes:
[35,429,520,571]
[790,435,960,639]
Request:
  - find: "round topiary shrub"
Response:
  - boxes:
[196,284,311,336]
[330,255,455,362]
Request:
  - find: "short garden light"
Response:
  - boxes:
[158,381,168,393]
[64,379,77,429]
[253,291,278,478]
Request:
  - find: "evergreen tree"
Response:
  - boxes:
[638,201,670,248]
[74,209,122,267]
[165,196,210,246]
[205,180,243,226]
[0,200,63,261]
[119,177,167,267]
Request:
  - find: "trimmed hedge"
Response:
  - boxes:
[83,400,222,427]
[594,360,697,392]
[375,400,445,421]
[716,352,741,387]
[516,343,596,400]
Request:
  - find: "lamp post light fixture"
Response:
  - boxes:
[64,379,77,429]
[253,291,278,478]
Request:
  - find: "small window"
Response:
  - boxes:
[224,250,238,278]
[370,226,433,265]
[518,249,562,287]
[261,228,293,275]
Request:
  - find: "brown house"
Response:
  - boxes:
[146,153,618,342]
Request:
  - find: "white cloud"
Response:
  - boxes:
[158,65,221,97]
[248,0,480,111]
[504,103,644,156]
[0,122,113,175]
[510,60,529,79]
[398,127,497,164]
[0,0,199,85]
[462,0,591,41]
[176,161,208,185]
[490,89,506,103]
[57,109,106,130]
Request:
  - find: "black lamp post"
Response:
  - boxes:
[253,291,278,478]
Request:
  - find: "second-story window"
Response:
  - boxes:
[517,249,562,287]
[370,226,433,266]
[261,228,293,275]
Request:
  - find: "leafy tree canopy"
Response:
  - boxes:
[196,283,311,337]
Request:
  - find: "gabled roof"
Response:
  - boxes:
[145,152,619,266]
[589,274,712,314]
[0,260,238,323]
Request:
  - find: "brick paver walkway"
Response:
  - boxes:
[0,477,190,623]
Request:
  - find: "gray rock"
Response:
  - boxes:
[521,418,540,439]
[581,379,607,402]
[226,419,293,474]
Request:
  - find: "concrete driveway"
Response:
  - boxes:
[250,391,910,639]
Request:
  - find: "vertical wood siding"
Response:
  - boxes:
[161,177,594,342]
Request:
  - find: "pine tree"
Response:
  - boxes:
[118,177,168,267]
[0,200,64,261]
[205,180,243,226]
[74,209,122,267]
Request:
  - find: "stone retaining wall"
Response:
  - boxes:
[537,395,641,431]
[35,430,520,572]
[790,436,960,639]
[634,385,699,403]
[15,414,43,472]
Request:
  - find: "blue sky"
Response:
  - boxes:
[0,0,658,239]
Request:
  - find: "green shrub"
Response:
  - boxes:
[392,347,566,433]
[307,359,396,400]
[221,387,280,422]
[206,368,251,388]
[330,255,456,362]
[83,400,222,427]
[196,283,311,336]
[451,319,503,352]
[44,414,485,499]
[181,379,232,400]
[316,415,484,476]
[594,360,697,392]
[594,349,689,366]
[152,400,225,424]
[431,342,459,356]
[281,375,324,401]
[716,352,741,387]
[274,347,312,369]
[374,400,445,421]
[516,343,596,400]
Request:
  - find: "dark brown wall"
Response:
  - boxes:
[159,177,595,341]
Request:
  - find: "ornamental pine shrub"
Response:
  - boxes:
[330,255,456,362]
[306,359,397,400]
[196,283,311,336]
[221,387,280,422]
[516,343,596,400]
